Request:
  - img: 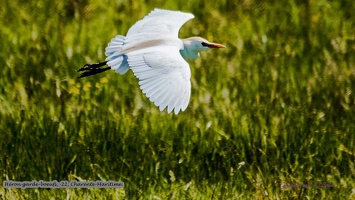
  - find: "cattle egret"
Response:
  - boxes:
[78,8,225,114]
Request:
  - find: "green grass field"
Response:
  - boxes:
[1,0,355,199]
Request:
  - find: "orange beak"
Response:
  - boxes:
[206,43,226,48]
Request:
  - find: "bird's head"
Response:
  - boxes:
[186,37,225,51]
[181,37,225,61]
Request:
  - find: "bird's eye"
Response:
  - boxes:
[201,42,209,47]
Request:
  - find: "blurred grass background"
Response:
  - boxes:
[0,0,354,199]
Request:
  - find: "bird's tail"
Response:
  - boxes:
[77,35,129,78]
[105,35,129,75]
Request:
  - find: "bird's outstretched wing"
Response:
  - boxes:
[126,8,194,40]
[127,45,191,114]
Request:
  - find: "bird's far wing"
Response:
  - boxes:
[126,8,194,39]
[126,46,191,114]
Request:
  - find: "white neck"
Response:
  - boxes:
[179,39,200,61]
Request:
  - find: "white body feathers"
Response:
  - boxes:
[103,9,224,114]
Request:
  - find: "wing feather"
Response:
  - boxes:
[127,46,191,114]
[140,78,166,93]
[126,9,194,39]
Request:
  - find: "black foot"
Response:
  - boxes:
[78,67,111,78]
[77,61,108,72]
[77,61,110,78]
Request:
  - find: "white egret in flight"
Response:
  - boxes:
[78,8,225,114]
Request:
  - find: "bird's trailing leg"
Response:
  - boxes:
[77,61,110,78]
